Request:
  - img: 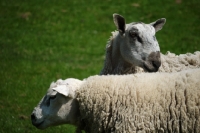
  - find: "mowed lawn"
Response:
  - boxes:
[0,0,199,132]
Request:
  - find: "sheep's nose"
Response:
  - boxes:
[31,113,36,122]
[152,52,161,69]
[144,51,161,72]
[150,51,161,71]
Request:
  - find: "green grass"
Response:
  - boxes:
[0,0,200,132]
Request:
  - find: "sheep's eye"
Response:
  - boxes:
[50,95,56,100]
[129,30,137,38]
[46,95,56,106]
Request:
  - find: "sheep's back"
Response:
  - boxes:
[77,69,200,133]
[159,51,200,72]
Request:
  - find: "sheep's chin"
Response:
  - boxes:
[143,62,159,72]
[33,121,48,130]
[35,120,67,130]
[37,121,61,129]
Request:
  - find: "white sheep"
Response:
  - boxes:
[31,68,200,133]
[100,13,166,74]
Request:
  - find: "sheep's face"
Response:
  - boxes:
[31,78,82,129]
[113,14,166,72]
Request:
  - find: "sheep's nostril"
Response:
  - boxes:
[152,60,161,69]
[31,113,36,121]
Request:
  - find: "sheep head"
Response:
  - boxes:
[31,78,83,129]
[112,14,166,73]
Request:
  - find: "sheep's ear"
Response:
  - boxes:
[150,18,166,32]
[52,85,69,97]
[113,13,126,36]
[52,78,82,98]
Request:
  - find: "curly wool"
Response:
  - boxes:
[77,68,200,133]
[159,51,200,72]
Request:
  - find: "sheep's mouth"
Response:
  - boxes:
[143,62,159,72]
[33,120,44,129]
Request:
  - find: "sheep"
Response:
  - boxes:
[100,13,166,74]
[31,68,200,133]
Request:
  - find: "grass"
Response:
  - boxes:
[0,0,199,132]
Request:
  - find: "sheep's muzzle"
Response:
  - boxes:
[144,51,161,72]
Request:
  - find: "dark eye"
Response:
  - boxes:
[129,30,137,38]
[46,95,56,106]
[50,95,56,100]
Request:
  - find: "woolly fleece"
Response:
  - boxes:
[77,68,200,132]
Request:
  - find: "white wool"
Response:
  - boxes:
[159,51,200,72]
[77,68,200,132]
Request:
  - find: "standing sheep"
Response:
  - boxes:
[100,13,166,74]
[31,68,200,133]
